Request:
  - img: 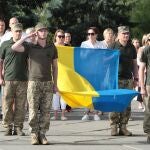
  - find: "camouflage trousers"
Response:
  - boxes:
[143,85,150,134]
[27,81,53,134]
[109,79,133,126]
[2,81,27,129]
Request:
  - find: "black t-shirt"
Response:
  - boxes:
[111,41,137,79]
[0,38,28,81]
[24,42,58,81]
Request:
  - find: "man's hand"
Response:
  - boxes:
[133,80,138,88]
[25,32,37,39]
[140,86,147,97]
[53,85,59,93]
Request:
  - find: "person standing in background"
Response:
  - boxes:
[64,31,72,46]
[100,28,115,49]
[80,27,101,121]
[132,38,144,110]
[51,29,68,121]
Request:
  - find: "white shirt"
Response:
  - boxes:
[80,40,102,48]
[99,40,110,49]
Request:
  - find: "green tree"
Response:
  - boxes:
[0,0,49,28]
[34,0,137,45]
[130,0,150,39]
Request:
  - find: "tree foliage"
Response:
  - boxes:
[0,0,149,44]
[34,0,137,45]
[130,0,150,38]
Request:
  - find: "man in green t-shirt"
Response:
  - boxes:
[11,22,58,145]
[109,26,138,136]
[0,23,28,136]
[139,45,150,144]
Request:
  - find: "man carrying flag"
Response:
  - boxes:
[109,26,138,136]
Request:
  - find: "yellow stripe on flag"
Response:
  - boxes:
[57,46,99,109]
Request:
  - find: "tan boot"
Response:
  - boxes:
[119,124,132,136]
[13,127,25,136]
[147,133,150,144]
[4,128,12,136]
[31,133,39,145]
[111,125,118,136]
[39,133,49,145]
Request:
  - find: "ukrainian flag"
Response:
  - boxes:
[57,46,138,112]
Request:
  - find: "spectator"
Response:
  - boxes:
[80,27,101,121]
[51,29,68,121]
[64,31,72,46]
[132,38,144,110]
[100,28,115,49]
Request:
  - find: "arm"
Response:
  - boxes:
[0,59,4,85]
[139,62,146,95]
[133,59,139,78]
[52,59,58,92]
[132,59,139,87]
[11,32,36,52]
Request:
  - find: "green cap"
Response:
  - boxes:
[35,22,47,31]
[118,26,129,33]
[11,23,23,31]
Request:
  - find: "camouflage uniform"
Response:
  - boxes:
[109,26,137,136]
[27,81,53,134]
[109,79,133,126]
[2,81,27,129]
[143,86,150,134]
[0,34,28,135]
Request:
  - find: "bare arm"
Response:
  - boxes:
[11,32,36,52]
[139,62,146,95]
[133,59,139,79]
[52,59,58,92]
[0,59,4,85]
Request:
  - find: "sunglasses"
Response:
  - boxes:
[57,35,65,38]
[87,33,95,36]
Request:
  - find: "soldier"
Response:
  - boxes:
[109,26,138,136]
[0,23,27,136]
[139,37,150,144]
[11,22,58,145]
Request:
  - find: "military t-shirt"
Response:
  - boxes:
[111,41,137,79]
[140,46,150,85]
[0,38,28,81]
[24,42,58,81]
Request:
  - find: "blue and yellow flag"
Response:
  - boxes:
[57,46,138,112]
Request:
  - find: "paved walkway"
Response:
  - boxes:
[0,100,149,150]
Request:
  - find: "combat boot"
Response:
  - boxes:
[119,124,132,136]
[31,133,39,145]
[110,124,118,136]
[4,128,12,136]
[39,133,49,145]
[13,127,25,136]
[147,134,150,144]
